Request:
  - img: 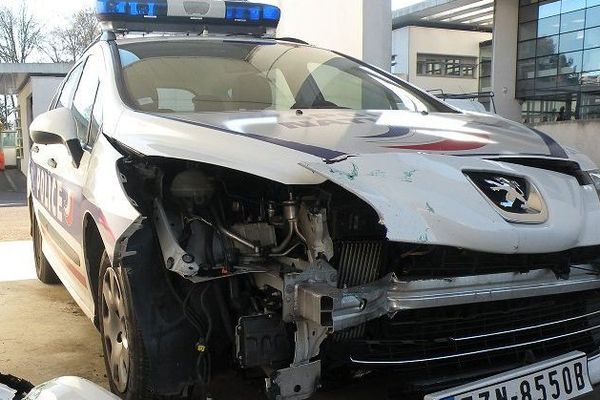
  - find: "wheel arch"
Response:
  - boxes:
[82,212,106,328]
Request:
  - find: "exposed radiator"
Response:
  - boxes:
[336,241,384,288]
[334,241,384,341]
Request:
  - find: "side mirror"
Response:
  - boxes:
[30,107,83,167]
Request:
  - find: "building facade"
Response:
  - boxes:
[516,0,600,123]
[392,25,492,94]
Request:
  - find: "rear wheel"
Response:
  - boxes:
[32,215,60,284]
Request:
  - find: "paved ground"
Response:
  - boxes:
[0,168,599,399]
[0,168,29,241]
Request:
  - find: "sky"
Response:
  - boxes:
[3,0,423,31]
[4,0,95,29]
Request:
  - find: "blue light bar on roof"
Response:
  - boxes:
[96,0,280,31]
[96,1,168,17]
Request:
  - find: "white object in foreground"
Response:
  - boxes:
[23,377,118,400]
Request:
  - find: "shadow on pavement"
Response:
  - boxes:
[0,168,26,207]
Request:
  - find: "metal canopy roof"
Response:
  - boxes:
[0,63,72,94]
[393,0,494,30]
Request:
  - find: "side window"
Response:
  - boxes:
[88,85,103,147]
[56,62,85,109]
[72,56,101,145]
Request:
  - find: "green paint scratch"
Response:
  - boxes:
[425,202,435,214]
[329,162,359,181]
[367,169,386,177]
[401,169,417,182]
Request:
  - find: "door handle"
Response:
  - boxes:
[32,145,39,153]
[47,158,57,169]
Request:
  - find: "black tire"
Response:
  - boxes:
[98,252,153,400]
[32,216,60,284]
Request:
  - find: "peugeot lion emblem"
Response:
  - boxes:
[465,171,548,224]
[484,177,528,209]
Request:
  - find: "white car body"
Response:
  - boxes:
[27,29,600,400]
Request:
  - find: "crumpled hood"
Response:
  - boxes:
[163,109,568,160]
[302,153,600,254]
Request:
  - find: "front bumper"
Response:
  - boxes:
[590,353,600,385]
[293,267,600,332]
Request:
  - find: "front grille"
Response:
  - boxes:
[386,244,600,278]
[323,290,600,398]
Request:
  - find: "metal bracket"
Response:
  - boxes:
[153,199,265,283]
[267,360,322,400]
[293,319,329,365]
[281,260,338,323]
[154,199,200,278]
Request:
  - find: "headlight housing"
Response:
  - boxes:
[586,169,600,197]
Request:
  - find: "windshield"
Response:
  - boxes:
[117,39,453,114]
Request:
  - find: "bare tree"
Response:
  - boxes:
[0,5,41,63]
[41,8,100,63]
[0,95,16,130]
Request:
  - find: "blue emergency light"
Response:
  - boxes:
[96,0,281,33]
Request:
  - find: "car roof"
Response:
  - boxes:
[114,35,295,46]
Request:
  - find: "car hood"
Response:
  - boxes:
[114,109,571,184]
[159,109,568,160]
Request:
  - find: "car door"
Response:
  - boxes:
[30,49,104,318]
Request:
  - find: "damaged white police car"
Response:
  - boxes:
[27,1,600,399]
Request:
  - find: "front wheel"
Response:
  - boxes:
[98,253,150,399]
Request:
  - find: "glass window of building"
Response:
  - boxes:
[479,41,493,96]
[536,75,557,89]
[520,21,538,40]
[538,15,560,36]
[416,54,477,78]
[560,10,585,32]
[581,70,600,87]
[520,4,539,22]
[537,35,559,55]
[586,6,600,28]
[559,30,584,52]
[539,1,561,18]
[583,47,600,71]
[518,59,537,79]
[561,0,586,13]
[585,26,600,49]
[559,51,583,74]
[445,58,461,76]
[519,40,537,59]
[537,54,559,76]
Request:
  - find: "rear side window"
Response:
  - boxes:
[72,55,101,144]
[56,62,84,109]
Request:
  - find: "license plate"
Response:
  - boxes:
[425,351,593,400]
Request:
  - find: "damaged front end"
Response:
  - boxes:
[115,152,600,399]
